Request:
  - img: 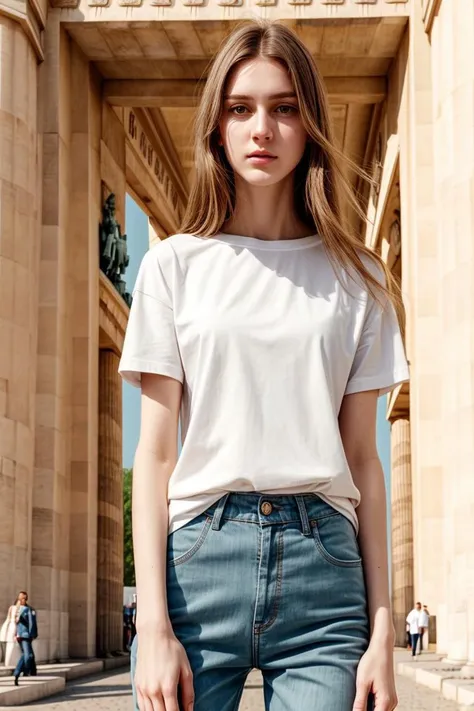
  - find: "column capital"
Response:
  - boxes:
[387,380,410,423]
[0,0,45,60]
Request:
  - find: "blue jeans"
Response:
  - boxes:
[131,492,372,710]
[410,633,420,656]
[14,639,35,678]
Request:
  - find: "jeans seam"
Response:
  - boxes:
[216,511,339,525]
[312,526,362,568]
[168,516,212,567]
[252,527,263,668]
[257,529,284,632]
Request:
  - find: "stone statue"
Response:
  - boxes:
[99,193,132,307]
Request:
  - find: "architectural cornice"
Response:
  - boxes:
[421,0,442,34]
[99,271,129,356]
[56,0,410,17]
[0,0,44,59]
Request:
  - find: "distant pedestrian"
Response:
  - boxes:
[0,597,22,668]
[418,605,430,652]
[406,602,422,657]
[12,592,38,686]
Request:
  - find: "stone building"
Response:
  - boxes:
[0,0,472,666]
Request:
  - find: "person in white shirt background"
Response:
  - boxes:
[406,603,422,657]
[119,18,409,711]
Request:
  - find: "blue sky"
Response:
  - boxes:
[123,194,392,507]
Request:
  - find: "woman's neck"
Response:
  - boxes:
[223,176,313,241]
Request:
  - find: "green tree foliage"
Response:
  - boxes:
[123,468,136,586]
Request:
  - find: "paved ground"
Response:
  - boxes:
[7,652,460,711]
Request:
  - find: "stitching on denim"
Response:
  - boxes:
[217,510,339,525]
[311,525,362,568]
[251,527,264,668]
[168,516,212,567]
[258,528,284,631]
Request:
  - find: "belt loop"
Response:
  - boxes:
[295,495,311,536]
[211,493,230,531]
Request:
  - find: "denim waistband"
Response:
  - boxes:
[206,492,339,537]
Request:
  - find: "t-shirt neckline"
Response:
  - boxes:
[212,232,321,251]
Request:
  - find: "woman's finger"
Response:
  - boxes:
[157,679,179,711]
[374,693,398,711]
[352,679,371,711]
[137,690,156,711]
[152,693,166,711]
[179,663,195,711]
[374,693,393,711]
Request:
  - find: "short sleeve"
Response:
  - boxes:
[345,291,409,398]
[118,245,184,387]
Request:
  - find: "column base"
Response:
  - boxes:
[461,662,474,678]
[441,657,465,667]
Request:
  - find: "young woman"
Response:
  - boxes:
[119,20,409,711]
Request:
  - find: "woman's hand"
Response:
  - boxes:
[352,637,398,711]
[135,629,194,711]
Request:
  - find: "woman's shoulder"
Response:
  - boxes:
[143,234,204,263]
[334,247,386,299]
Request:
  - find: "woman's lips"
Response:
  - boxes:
[247,154,277,165]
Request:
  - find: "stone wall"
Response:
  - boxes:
[0,13,40,621]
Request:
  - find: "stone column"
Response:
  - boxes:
[398,0,444,650]
[0,15,40,613]
[390,416,414,648]
[429,0,474,665]
[97,350,124,655]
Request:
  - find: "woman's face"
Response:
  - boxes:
[218,57,308,188]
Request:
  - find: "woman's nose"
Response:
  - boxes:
[252,110,273,141]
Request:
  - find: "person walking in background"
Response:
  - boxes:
[418,604,430,653]
[12,592,38,686]
[0,596,22,668]
[406,602,422,658]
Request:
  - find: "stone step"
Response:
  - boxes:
[397,654,474,707]
[0,656,130,706]
[0,676,65,707]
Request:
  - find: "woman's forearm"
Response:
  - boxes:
[352,455,394,642]
[132,442,174,634]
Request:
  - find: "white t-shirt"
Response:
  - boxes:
[407,609,421,634]
[119,232,409,534]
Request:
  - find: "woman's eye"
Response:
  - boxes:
[276,105,298,115]
[230,105,248,115]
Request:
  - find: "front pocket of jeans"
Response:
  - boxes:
[167,514,212,567]
[311,514,362,568]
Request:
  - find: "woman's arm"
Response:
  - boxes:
[338,389,394,642]
[132,373,195,711]
[133,372,182,634]
[339,389,397,711]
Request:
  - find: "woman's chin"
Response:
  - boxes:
[238,169,287,187]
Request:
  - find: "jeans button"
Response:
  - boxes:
[260,501,273,516]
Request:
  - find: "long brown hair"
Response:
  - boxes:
[180,19,404,326]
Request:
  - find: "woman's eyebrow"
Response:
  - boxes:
[224,92,297,100]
